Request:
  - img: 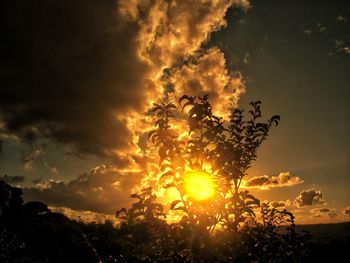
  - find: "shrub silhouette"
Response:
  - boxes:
[0,180,100,262]
[146,95,279,233]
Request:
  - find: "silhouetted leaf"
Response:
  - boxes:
[170,200,182,210]
[163,183,176,189]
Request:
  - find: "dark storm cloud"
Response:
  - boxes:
[0,0,148,163]
[294,189,325,207]
[0,174,26,184]
[23,165,142,214]
[0,0,249,164]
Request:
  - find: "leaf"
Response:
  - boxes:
[160,163,172,171]
[174,206,187,211]
[116,208,127,218]
[163,183,176,189]
[158,171,173,182]
[141,186,152,194]
[148,130,157,140]
[132,211,145,219]
[170,200,182,210]
[243,207,255,216]
[166,103,177,109]
[246,200,260,207]
[270,115,281,126]
[150,104,161,112]
[130,194,140,199]
[179,95,190,105]
[182,101,194,111]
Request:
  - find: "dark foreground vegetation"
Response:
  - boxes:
[1,96,349,262]
[1,181,350,263]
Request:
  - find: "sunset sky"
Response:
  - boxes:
[0,0,349,224]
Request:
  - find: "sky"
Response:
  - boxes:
[0,0,349,224]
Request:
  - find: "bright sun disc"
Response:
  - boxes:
[184,171,215,201]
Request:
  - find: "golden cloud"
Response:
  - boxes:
[2,0,252,215]
[343,207,350,217]
[118,0,249,163]
[50,206,118,226]
[269,200,292,209]
[242,172,304,190]
[294,188,325,207]
[311,208,337,220]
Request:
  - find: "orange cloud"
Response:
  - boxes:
[269,200,292,209]
[118,0,250,162]
[311,208,337,220]
[50,206,118,226]
[343,207,350,217]
[243,172,304,189]
[294,188,325,207]
[165,47,245,116]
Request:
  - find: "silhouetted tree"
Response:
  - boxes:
[147,95,280,234]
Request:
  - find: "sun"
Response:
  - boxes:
[184,171,216,201]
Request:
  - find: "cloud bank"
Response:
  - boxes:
[23,165,142,214]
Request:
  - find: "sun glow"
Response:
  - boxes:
[184,171,216,201]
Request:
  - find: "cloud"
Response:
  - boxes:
[311,208,337,220]
[300,14,349,57]
[243,52,250,64]
[270,200,292,209]
[243,172,303,189]
[333,39,350,55]
[165,47,246,117]
[20,147,43,170]
[0,175,25,184]
[294,188,325,207]
[50,206,117,225]
[44,162,59,174]
[0,0,147,164]
[316,22,327,35]
[0,0,249,165]
[336,15,347,23]
[343,207,350,217]
[32,178,42,185]
[303,29,312,35]
[23,165,143,214]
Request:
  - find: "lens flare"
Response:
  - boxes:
[184,171,215,201]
